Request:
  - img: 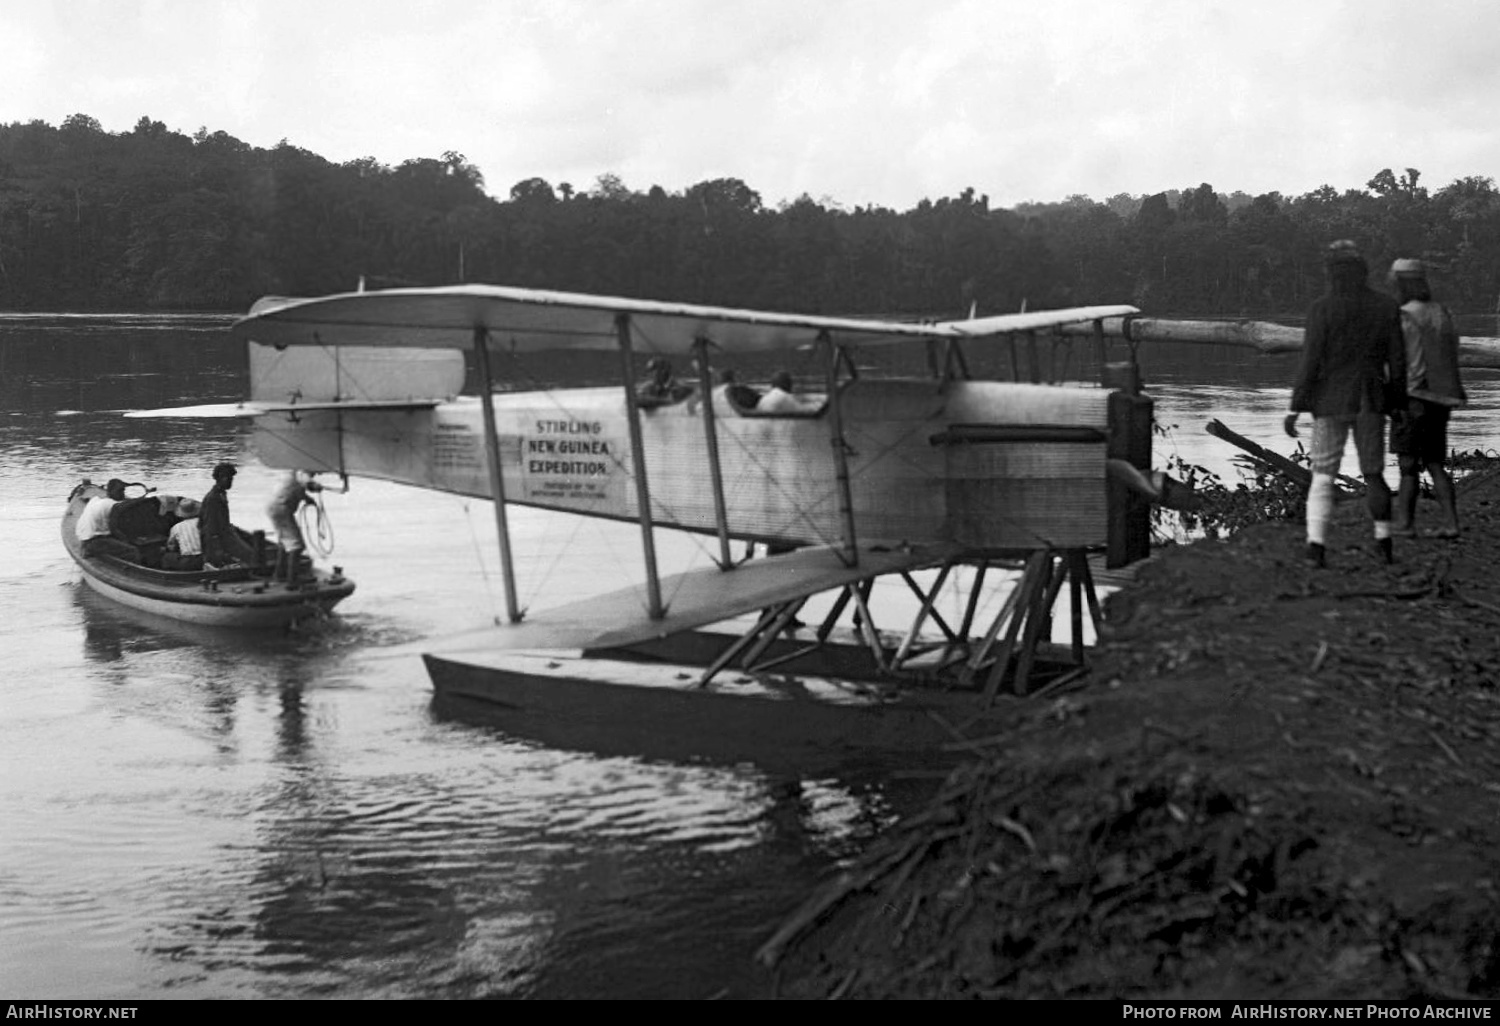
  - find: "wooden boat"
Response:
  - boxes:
[63,480,355,629]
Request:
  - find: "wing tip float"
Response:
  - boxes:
[125,398,442,419]
[124,402,265,420]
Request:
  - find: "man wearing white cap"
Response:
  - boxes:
[1388,258,1464,538]
[162,499,203,571]
[1284,240,1406,567]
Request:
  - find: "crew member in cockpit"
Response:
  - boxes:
[636,358,692,406]
[715,368,762,410]
[757,370,818,414]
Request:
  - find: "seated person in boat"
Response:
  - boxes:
[108,492,190,567]
[636,357,692,407]
[266,470,322,581]
[199,462,259,569]
[715,368,762,411]
[161,499,203,572]
[755,370,822,415]
[76,478,140,561]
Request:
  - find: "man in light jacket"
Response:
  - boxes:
[1388,258,1465,538]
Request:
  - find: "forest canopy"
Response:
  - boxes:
[3,114,1499,317]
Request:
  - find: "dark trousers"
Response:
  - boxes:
[82,536,141,562]
[161,552,204,571]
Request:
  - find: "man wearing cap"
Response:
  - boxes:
[636,357,690,406]
[1389,258,1465,538]
[162,499,204,571]
[1284,240,1406,567]
[199,463,258,568]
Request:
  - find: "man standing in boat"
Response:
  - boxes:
[1284,240,1406,567]
[199,462,259,569]
[266,470,324,582]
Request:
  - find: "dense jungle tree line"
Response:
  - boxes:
[4,113,1500,317]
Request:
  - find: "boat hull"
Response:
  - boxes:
[74,565,353,628]
[63,487,355,629]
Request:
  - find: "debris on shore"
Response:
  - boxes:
[763,461,1500,999]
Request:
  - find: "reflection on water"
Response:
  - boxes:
[3,317,1497,998]
[14,578,908,998]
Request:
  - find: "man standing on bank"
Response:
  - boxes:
[1284,240,1406,568]
[1388,258,1465,539]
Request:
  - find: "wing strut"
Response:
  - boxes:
[822,330,859,567]
[692,337,735,570]
[472,325,523,623]
[616,314,665,619]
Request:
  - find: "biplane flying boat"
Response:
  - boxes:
[132,284,1187,764]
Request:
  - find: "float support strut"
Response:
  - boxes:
[616,314,665,620]
[822,331,858,567]
[471,326,522,623]
[692,338,734,570]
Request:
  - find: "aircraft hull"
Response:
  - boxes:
[423,649,994,771]
[252,377,1115,551]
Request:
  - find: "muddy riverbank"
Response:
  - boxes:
[765,465,1500,999]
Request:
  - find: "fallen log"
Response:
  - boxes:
[1204,419,1310,488]
[1203,419,1361,493]
[1055,317,1500,370]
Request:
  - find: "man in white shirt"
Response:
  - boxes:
[266,471,321,555]
[714,368,762,411]
[162,499,203,571]
[756,371,820,415]
[76,479,140,561]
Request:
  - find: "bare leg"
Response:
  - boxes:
[1366,474,1394,563]
[1427,460,1459,535]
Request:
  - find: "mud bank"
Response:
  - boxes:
[765,467,1500,999]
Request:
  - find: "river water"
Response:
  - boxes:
[2,314,1496,999]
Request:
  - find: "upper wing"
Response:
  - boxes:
[230,284,1136,354]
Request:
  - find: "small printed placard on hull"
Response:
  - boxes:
[433,420,483,473]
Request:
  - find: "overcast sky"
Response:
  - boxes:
[5,0,1498,211]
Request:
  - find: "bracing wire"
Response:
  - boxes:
[459,498,505,623]
[521,509,587,615]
